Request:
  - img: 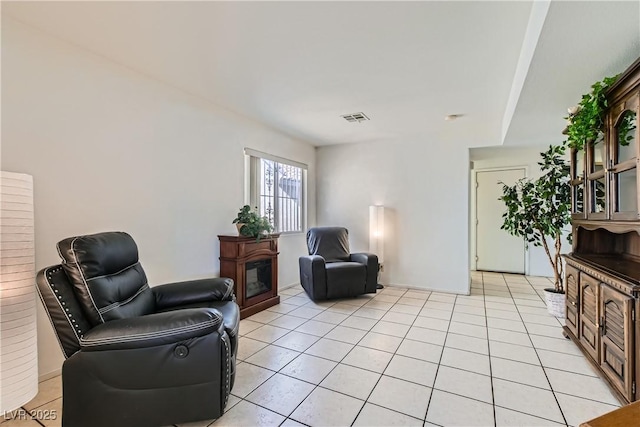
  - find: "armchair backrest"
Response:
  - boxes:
[57,232,156,326]
[306,227,351,262]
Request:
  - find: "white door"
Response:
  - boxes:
[476,169,525,273]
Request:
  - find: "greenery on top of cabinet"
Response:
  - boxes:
[564,76,618,150]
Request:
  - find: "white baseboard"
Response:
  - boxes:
[281,282,468,296]
[384,283,468,296]
[39,369,62,382]
[279,282,300,291]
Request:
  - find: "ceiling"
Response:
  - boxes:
[3,1,639,148]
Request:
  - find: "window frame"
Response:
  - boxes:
[244,148,307,235]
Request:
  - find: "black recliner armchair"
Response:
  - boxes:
[36,232,239,427]
[299,227,378,300]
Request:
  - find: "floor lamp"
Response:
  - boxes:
[1,172,38,414]
[369,205,384,290]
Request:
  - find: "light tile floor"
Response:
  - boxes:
[3,272,622,426]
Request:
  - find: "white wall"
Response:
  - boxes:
[316,139,470,294]
[470,145,571,277]
[1,18,316,379]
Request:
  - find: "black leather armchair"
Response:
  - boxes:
[299,227,378,300]
[36,232,239,427]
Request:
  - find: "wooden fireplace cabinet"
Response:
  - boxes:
[564,56,640,404]
[218,234,280,319]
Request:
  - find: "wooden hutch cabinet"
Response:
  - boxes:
[564,57,640,404]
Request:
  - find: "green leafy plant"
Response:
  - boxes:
[617,110,637,146]
[232,205,273,240]
[565,75,618,150]
[499,144,571,293]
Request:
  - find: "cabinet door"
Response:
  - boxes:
[565,265,580,337]
[609,94,639,220]
[579,273,600,361]
[586,138,608,220]
[571,149,586,219]
[600,284,635,400]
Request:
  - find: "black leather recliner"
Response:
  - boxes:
[299,227,378,300]
[36,232,239,427]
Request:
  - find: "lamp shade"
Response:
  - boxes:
[369,205,384,264]
[1,171,38,412]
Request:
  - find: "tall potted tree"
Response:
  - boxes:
[499,144,571,317]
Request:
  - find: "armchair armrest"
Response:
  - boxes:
[153,277,235,310]
[350,253,379,293]
[80,308,223,352]
[350,253,378,266]
[299,255,327,300]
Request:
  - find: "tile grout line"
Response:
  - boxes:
[236,290,345,426]
[229,279,617,426]
[288,287,436,425]
[487,271,514,427]
[242,290,332,425]
[346,289,413,425]
[480,272,498,427]
[242,296,459,378]
[288,287,427,426]
[370,290,452,419]
[250,287,417,426]
[238,349,575,426]
[506,273,570,426]
[478,273,574,426]
[22,406,47,427]
[422,284,458,426]
[248,300,346,425]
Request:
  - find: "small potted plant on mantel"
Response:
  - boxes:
[232,205,273,241]
[499,144,571,317]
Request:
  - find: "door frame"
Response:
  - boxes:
[471,166,528,274]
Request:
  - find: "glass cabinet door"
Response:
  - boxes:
[592,139,607,174]
[610,99,639,220]
[616,110,637,164]
[571,149,586,218]
[616,168,637,213]
[587,138,608,219]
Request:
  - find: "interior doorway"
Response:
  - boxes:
[474,168,525,274]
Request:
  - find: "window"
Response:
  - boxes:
[245,149,306,233]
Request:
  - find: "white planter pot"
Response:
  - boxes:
[544,289,566,318]
[235,223,245,235]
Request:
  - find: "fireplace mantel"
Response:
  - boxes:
[218,234,280,319]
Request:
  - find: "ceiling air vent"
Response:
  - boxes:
[341,112,370,123]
